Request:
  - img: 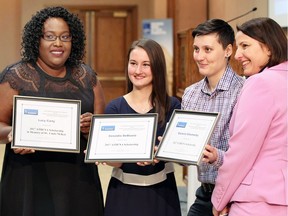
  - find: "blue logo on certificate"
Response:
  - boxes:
[24,109,38,115]
[176,122,187,128]
[101,126,115,131]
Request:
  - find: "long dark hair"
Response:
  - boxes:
[21,6,86,67]
[126,39,170,126]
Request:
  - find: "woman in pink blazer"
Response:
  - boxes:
[211,17,288,216]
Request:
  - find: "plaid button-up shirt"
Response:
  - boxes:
[181,65,245,184]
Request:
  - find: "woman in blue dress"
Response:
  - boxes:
[103,38,181,216]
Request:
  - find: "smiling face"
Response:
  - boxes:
[127,47,153,90]
[193,33,232,82]
[235,31,271,76]
[37,17,72,71]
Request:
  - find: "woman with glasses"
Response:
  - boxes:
[0,6,105,216]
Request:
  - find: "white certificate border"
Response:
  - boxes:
[155,109,220,165]
[12,95,81,153]
[85,113,158,163]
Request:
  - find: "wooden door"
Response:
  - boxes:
[69,6,138,104]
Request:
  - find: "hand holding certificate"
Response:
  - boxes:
[12,96,81,153]
[155,109,220,165]
[85,113,158,163]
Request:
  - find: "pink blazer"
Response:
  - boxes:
[212,61,288,211]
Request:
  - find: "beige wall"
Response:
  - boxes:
[0,0,19,174]
[175,0,208,31]
[0,0,21,71]
[208,0,268,30]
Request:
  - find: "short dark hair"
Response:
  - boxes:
[126,38,170,126]
[21,6,86,67]
[192,19,235,49]
[236,17,287,67]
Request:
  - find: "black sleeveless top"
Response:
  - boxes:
[0,61,104,216]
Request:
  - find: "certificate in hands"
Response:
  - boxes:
[12,96,81,153]
[85,113,158,163]
[155,109,220,165]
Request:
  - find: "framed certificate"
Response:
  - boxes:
[12,95,81,153]
[155,109,220,165]
[85,113,158,163]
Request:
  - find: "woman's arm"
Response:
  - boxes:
[0,82,16,144]
[0,82,35,154]
[93,79,105,114]
[80,79,106,137]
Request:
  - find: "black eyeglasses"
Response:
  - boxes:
[42,33,72,42]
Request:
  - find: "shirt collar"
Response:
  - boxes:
[201,64,236,94]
